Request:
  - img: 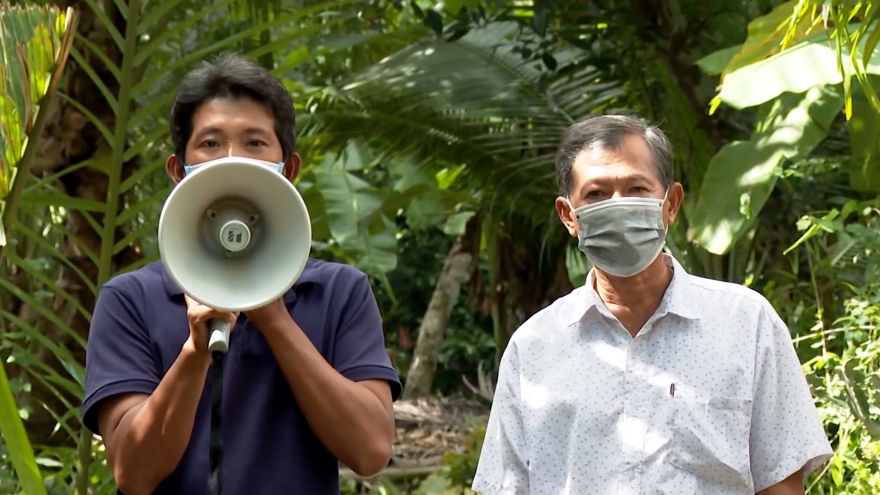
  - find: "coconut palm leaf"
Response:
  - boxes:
[0,5,76,495]
[303,20,626,224]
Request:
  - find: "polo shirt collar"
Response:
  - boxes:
[571,254,700,326]
[161,259,320,304]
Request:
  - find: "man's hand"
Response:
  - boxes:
[246,297,290,333]
[184,295,238,355]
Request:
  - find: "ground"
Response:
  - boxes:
[339,396,489,481]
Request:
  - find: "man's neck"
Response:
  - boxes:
[593,255,674,335]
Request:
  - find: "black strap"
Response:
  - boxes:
[208,351,224,495]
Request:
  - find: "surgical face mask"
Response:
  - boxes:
[569,193,668,278]
[183,158,285,176]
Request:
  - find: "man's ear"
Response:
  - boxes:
[282,153,302,182]
[664,182,684,226]
[555,196,578,237]
[166,154,185,183]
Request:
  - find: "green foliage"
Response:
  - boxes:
[0,0,410,492]
[763,194,880,494]
[305,19,622,219]
[0,5,76,495]
[5,1,880,493]
[691,86,844,254]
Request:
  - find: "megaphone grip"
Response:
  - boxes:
[207,319,232,354]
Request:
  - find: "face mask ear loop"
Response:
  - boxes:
[660,188,670,234]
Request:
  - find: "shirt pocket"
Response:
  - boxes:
[667,382,753,490]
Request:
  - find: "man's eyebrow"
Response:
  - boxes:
[191,126,272,139]
[243,126,273,136]
[578,173,654,189]
[192,126,222,139]
[628,173,653,183]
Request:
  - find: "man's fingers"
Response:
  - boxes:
[184,294,237,328]
[225,312,239,327]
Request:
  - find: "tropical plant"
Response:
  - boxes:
[305,18,623,368]
[0,5,76,495]
[0,0,426,492]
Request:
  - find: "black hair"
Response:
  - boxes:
[169,52,296,163]
[555,113,674,196]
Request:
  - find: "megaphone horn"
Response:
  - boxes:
[158,156,312,354]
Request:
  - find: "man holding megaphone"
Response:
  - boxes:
[82,53,401,495]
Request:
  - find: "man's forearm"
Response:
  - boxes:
[109,344,211,495]
[756,471,804,495]
[260,318,393,476]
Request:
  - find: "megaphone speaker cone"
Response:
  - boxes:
[158,156,312,313]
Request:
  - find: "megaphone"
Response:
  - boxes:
[158,156,312,354]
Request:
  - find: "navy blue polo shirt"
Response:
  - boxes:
[82,259,402,495]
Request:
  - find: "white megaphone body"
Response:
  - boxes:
[157,156,312,354]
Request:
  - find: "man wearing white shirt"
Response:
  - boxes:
[471,114,832,495]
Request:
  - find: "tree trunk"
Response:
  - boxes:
[403,234,475,400]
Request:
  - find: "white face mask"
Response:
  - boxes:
[183,157,285,176]
[569,193,668,278]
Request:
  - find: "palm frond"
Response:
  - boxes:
[0,5,76,495]
[303,20,625,222]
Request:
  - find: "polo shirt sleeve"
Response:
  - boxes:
[749,304,833,491]
[472,341,529,495]
[81,282,160,436]
[332,269,402,401]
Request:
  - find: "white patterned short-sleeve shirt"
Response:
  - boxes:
[472,255,832,495]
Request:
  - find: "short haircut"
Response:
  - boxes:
[169,53,296,163]
[555,113,674,196]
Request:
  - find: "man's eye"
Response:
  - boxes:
[201,140,219,148]
[248,140,266,147]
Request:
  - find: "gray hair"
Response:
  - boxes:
[555,113,674,196]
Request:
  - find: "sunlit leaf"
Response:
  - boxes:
[691,85,844,254]
[715,20,880,110]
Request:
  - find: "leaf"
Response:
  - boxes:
[847,74,880,191]
[541,53,557,71]
[0,4,76,231]
[715,21,880,109]
[424,9,443,36]
[691,85,844,255]
[443,0,463,14]
[0,5,76,495]
[307,21,622,222]
[443,211,475,236]
[565,243,590,287]
[838,358,880,440]
[446,26,470,43]
[696,44,742,76]
[719,0,811,80]
[313,150,398,277]
[410,0,425,18]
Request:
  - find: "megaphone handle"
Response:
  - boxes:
[207,319,232,354]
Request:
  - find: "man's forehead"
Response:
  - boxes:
[191,104,274,134]
[572,144,658,185]
[192,97,273,122]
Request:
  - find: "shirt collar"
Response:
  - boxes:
[161,259,320,304]
[570,254,700,326]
